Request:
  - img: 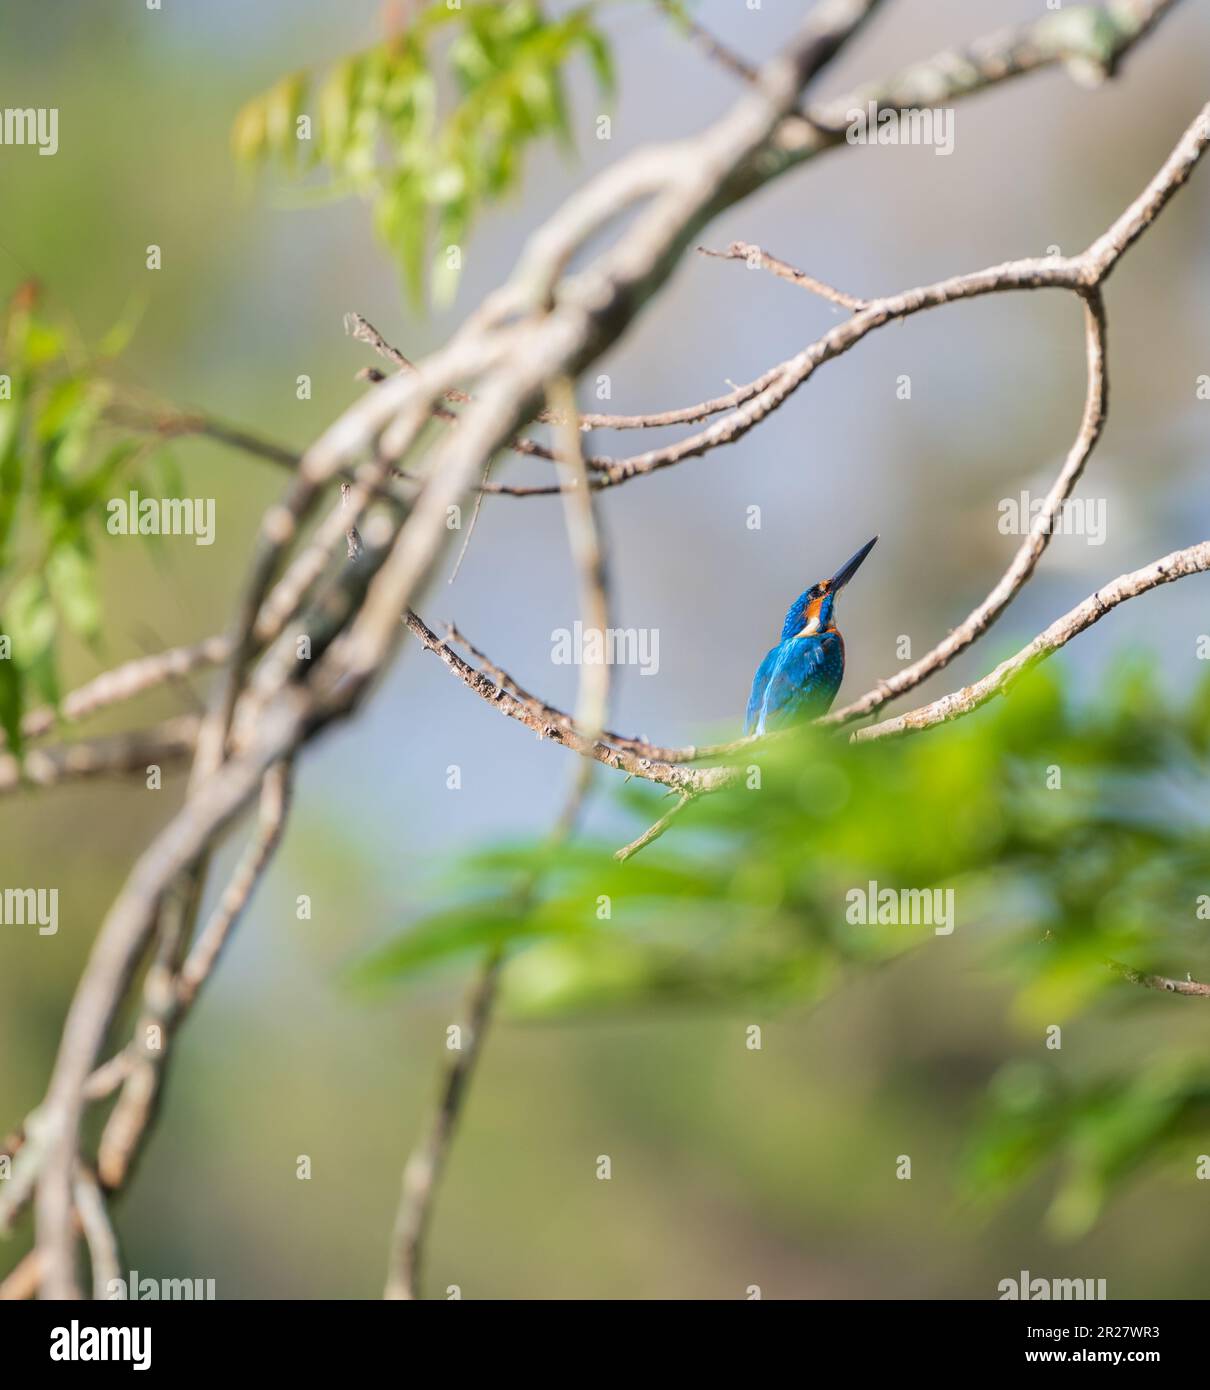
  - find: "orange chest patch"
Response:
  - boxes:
[795,596,835,638]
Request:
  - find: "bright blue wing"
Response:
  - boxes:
[745,634,843,735]
[745,645,784,734]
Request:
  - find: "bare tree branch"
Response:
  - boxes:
[615,791,694,862]
[785,0,1182,154]
[658,0,760,86]
[386,377,613,1300]
[12,639,227,746]
[73,1164,122,1300]
[698,241,867,310]
[96,760,294,1191]
[1107,960,1210,999]
[482,93,1207,499]
[853,542,1210,742]
[830,290,1108,723]
[106,402,301,471]
[0,715,199,795]
[403,610,729,794]
[383,945,504,1302]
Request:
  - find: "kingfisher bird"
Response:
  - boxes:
[744,535,878,736]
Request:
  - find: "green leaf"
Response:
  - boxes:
[376,173,429,308]
[46,542,100,641]
[4,574,58,705]
[580,24,615,95]
[353,898,582,981]
[0,652,23,756]
[231,92,269,164]
[0,370,28,566]
[150,445,185,500]
[233,0,615,306]
[98,297,148,359]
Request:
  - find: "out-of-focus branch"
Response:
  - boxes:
[386,378,611,1301]
[347,311,578,469]
[383,943,505,1302]
[73,1164,122,1300]
[96,761,294,1191]
[12,639,228,746]
[552,377,611,745]
[657,0,759,85]
[0,715,199,794]
[660,0,1180,127]
[0,760,293,1260]
[781,0,1183,156]
[106,402,301,471]
[1107,961,1210,998]
[0,1250,40,1301]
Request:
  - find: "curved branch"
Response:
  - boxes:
[482,97,1205,500]
[829,290,1108,724]
[853,541,1210,741]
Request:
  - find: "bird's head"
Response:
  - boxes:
[781,535,878,640]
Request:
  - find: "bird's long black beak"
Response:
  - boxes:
[830,535,878,591]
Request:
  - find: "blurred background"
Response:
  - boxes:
[1,0,1208,1298]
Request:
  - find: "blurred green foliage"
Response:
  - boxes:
[965,1054,1210,1241]
[360,665,1210,1231]
[232,0,614,306]
[0,288,177,754]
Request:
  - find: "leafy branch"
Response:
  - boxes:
[232,0,614,305]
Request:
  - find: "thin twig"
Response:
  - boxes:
[105,402,301,471]
[698,241,867,310]
[658,0,759,85]
[615,792,694,862]
[383,948,504,1302]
